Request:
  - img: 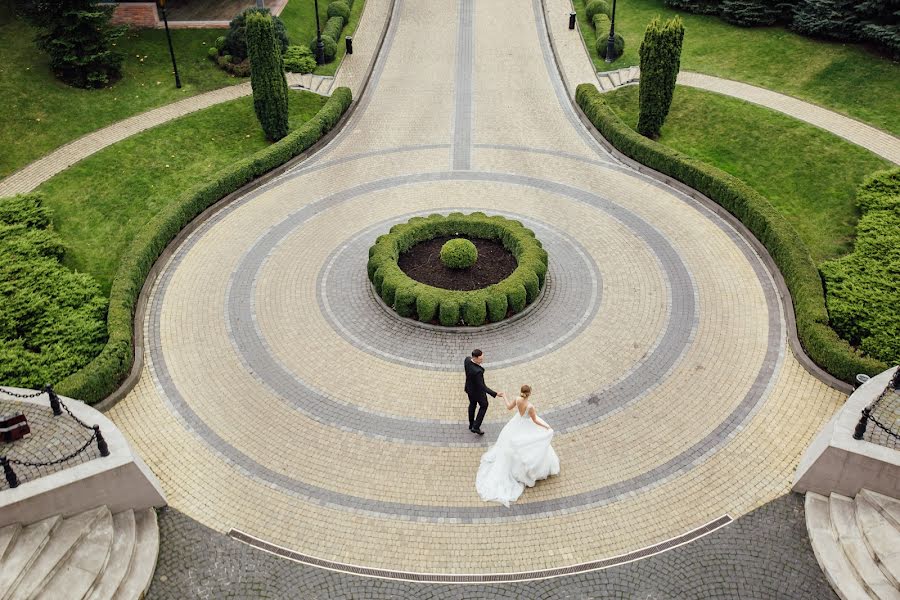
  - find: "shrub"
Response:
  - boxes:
[214,35,227,50]
[575,83,887,382]
[637,16,685,138]
[54,88,353,403]
[224,7,290,61]
[586,0,612,22]
[247,12,290,141]
[283,45,317,73]
[439,299,461,327]
[663,0,722,14]
[367,214,549,327]
[820,168,900,365]
[208,46,220,59]
[0,194,107,389]
[19,0,125,89]
[720,0,781,26]
[323,16,345,42]
[440,238,478,269]
[394,285,418,318]
[309,35,338,62]
[327,0,351,21]
[597,31,626,60]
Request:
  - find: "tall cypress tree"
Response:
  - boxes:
[246,12,289,141]
[637,16,685,139]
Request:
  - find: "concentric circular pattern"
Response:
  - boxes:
[366,212,549,327]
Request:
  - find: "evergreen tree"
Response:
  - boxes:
[18,0,124,88]
[663,0,722,15]
[637,16,685,138]
[855,0,900,58]
[720,0,781,26]
[791,0,859,39]
[246,12,289,141]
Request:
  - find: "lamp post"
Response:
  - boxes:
[158,0,182,88]
[604,0,618,64]
[313,0,325,64]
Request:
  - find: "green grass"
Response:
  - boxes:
[601,85,891,262]
[572,0,900,136]
[35,90,327,293]
[279,0,366,76]
[0,19,242,179]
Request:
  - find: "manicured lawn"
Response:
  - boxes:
[572,0,900,136]
[601,85,891,263]
[35,90,327,293]
[0,19,241,179]
[279,0,366,76]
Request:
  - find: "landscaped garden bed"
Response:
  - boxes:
[367,213,549,327]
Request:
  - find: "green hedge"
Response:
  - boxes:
[820,168,900,365]
[576,83,887,383]
[55,87,353,403]
[367,213,549,327]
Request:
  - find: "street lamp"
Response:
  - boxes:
[313,0,325,64]
[157,0,182,88]
[604,0,618,64]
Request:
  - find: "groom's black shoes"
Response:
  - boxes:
[470,427,485,435]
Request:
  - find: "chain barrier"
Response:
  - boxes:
[0,387,46,399]
[853,367,900,443]
[866,386,899,441]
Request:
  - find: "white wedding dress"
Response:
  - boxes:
[475,401,560,507]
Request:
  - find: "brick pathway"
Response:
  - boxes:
[105,0,848,589]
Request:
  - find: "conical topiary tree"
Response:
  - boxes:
[246,12,290,141]
[637,16,685,139]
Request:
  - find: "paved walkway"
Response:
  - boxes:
[106,0,847,581]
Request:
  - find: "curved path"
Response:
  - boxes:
[108,0,845,578]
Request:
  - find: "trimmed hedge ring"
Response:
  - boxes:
[367,212,549,327]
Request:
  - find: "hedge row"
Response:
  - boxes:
[309,0,354,63]
[820,169,899,365]
[55,87,353,404]
[575,83,887,383]
[367,213,549,327]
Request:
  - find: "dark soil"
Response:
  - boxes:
[397,236,517,291]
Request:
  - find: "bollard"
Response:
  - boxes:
[45,385,62,416]
[94,425,110,457]
[569,11,576,29]
[345,36,353,55]
[852,407,870,440]
[1,457,18,488]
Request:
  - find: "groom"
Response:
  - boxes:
[464,349,504,435]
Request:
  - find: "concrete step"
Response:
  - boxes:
[112,509,159,600]
[806,493,872,600]
[300,73,312,89]
[629,66,640,81]
[36,508,114,600]
[85,510,136,600]
[860,489,900,531]
[0,524,20,563]
[830,495,900,600]
[597,74,613,91]
[857,494,900,589]
[9,506,109,600]
[0,516,61,598]
[609,70,621,87]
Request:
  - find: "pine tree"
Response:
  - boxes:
[637,16,685,138]
[720,0,781,26]
[246,12,290,141]
[855,0,900,58]
[663,0,722,15]
[791,0,859,39]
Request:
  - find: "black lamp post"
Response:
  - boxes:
[158,0,182,88]
[313,0,325,64]
[604,0,618,64]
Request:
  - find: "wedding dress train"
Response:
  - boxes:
[475,404,560,507]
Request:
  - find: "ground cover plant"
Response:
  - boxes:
[0,194,107,389]
[820,168,900,365]
[577,83,886,381]
[0,18,239,179]
[570,0,900,135]
[35,90,327,294]
[601,84,890,262]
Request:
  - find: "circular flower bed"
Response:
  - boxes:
[440,238,478,269]
[367,212,549,327]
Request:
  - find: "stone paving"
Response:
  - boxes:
[100,0,854,589]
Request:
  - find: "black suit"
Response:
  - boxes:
[464,356,497,430]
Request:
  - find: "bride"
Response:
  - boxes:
[475,385,560,507]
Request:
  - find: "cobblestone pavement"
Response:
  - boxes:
[148,493,838,599]
[108,0,848,585]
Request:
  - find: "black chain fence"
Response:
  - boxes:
[853,368,900,450]
[0,386,109,489]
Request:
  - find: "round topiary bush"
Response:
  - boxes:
[586,0,611,22]
[440,238,478,269]
[367,213,549,327]
[597,32,625,60]
[327,0,351,22]
[308,35,337,62]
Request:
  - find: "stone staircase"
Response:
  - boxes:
[597,66,640,92]
[0,506,158,600]
[288,73,336,96]
[806,489,900,600]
